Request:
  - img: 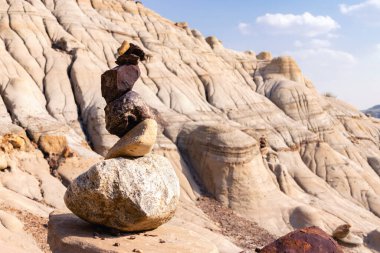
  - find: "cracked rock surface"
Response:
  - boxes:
[64,155,180,232]
[0,0,379,252]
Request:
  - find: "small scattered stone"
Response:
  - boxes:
[333,224,351,239]
[43,223,48,228]
[144,233,158,237]
[129,236,136,240]
[159,239,165,243]
[132,249,143,253]
[113,242,120,247]
[93,232,100,239]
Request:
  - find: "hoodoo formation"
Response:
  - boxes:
[0,1,379,253]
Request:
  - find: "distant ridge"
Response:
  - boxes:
[364,105,380,118]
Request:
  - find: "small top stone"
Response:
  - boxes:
[118,40,131,56]
[115,43,146,66]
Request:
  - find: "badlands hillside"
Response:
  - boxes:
[1,0,380,252]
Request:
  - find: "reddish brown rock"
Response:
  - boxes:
[104,91,156,137]
[101,65,141,103]
[260,226,343,253]
[115,43,146,66]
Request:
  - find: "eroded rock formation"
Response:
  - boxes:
[0,0,379,252]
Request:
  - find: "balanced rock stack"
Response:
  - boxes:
[64,41,180,232]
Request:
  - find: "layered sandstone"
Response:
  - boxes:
[0,0,379,252]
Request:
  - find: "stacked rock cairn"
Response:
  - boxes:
[64,41,180,232]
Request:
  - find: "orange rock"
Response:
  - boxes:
[38,135,68,155]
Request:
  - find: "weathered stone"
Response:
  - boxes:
[1,133,32,152]
[101,65,141,103]
[106,119,157,159]
[57,157,102,186]
[38,135,68,155]
[64,155,180,232]
[115,43,146,66]
[260,226,344,253]
[331,224,363,246]
[175,22,188,29]
[177,123,262,208]
[48,211,219,253]
[337,233,363,246]
[1,1,380,252]
[117,40,130,56]
[332,224,351,239]
[257,51,272,61]
[262,56,304,83]
[104,91,156,137]
[205,36,223,49]
[0,153,8,170]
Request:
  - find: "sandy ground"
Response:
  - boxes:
[196,196,276,252]
[1,205,50,253]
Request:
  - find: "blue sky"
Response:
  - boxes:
[142,0,380,109]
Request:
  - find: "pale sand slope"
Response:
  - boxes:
[0,0,380,252]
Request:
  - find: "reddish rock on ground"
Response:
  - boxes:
[260,226,343,253]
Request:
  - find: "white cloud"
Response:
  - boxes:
[293,39,331,49]
[286,48,356,66]
[376,44,380,56]
[238,22,251,35]
[310,39,331,48]
[256,12,340,37]
[340,0,380,25]
[340,0,380,14]
[294,40,303,48]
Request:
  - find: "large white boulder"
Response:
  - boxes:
[64,154,180,232]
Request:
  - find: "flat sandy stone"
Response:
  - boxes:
[48,211,219,253]
[106,119,157,159]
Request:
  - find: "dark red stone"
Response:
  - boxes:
[260,226,343,253]
[101,65,141,104]
[115,43,146,66]
[104,91,155,137]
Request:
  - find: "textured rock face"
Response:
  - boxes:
[105,91,156,137]
[0,0,380,252]
[48,211,219,253]
[257,51,273,60]
[37,135,68,155]
[260,226,344,253]
[178,124,265,210]
[261,56,304,83]
[106,119,157,159]
[0,210,43,253]
[64,155,180,232]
